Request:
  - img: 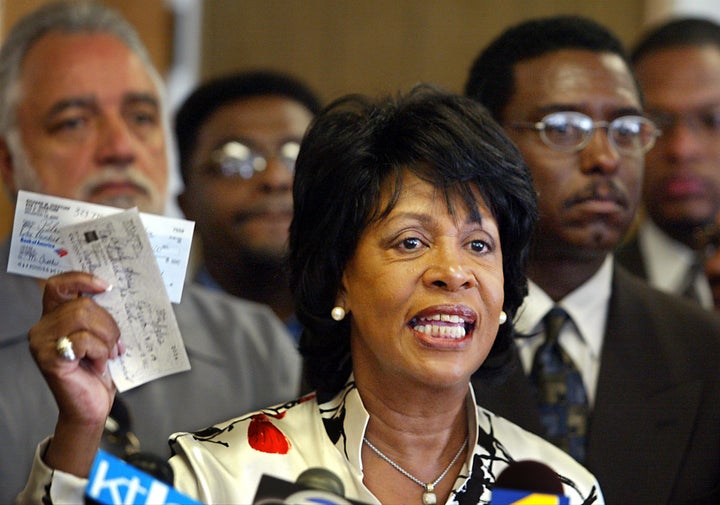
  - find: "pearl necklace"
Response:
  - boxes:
[363,434,469,505]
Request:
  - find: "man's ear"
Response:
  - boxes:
[0,137,17,195]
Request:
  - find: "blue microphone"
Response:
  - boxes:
[85,449,201,505]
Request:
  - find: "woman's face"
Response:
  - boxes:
[342,170,505,390]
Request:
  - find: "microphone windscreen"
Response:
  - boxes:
[495,460,564,494]
[253,474,371,505]
[86,449,201,505]
[296,467,346,496]
[108,396,133,434]
[125,451,175,485]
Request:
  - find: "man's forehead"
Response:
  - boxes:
[40,92,160,117]
[195,97,313,152]
[637,45,720,109]
[517,50,635,89]
[19,31,157,98]
[509,49,641,116]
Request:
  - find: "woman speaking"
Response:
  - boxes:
[19,86,603,504]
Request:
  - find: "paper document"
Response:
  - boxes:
[59,208,190,391]
[8,191,194,303]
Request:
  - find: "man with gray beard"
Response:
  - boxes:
[0,2,300,502]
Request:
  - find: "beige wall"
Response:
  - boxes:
[0,0,647,241]
[200,0,646,104]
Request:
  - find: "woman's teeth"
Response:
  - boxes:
[412,314,468,339]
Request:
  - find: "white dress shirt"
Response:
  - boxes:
[514,255,613,406]
[638,219,713,309]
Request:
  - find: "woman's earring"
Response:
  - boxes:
[331,306,346,321]
[498,311,507,325]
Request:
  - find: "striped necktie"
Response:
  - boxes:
[530,307,589,463]
[680,256,703,303]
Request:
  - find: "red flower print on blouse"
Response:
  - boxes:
[248,412,291,454]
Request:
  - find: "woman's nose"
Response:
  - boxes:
[422,246,477,291]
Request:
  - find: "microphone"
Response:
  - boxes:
[296,467,346,496]
[86,395,191,504]
[85,449,202,505]
[492,460,569,505]
[124,452,175,485]
[253,468,370,505]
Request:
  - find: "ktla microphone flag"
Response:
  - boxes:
[492,488,569,504]
[86,450,201,505]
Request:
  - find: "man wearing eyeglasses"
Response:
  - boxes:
[616,18,720,311]
[174,71,321,343]
[465,15,720,504]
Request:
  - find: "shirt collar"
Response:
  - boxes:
[638,219,696,291]
[332,377,480,478]
[515,255,613,360]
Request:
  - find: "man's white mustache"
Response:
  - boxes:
[79,169,158,198]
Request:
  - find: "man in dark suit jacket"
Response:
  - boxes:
[615,18,720,311]
[465,15,720,504]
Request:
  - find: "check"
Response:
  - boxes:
[7,191,194,303]
[59,208,190,391]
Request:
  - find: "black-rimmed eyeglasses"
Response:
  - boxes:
[209,140,301,179]
[509,111,661,155]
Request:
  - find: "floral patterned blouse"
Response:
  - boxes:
[168,380,603,504]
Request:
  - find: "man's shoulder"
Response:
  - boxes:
[175,283,279,323]
[615,265,718,319]
[180,282,276,313]
[173,282,297,356]
[612,265,720,351]
[0,242,43,342]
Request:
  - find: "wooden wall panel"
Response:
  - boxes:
[200,0,646,104]
[0,0,647,241]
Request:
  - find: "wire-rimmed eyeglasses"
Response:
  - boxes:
[509,111,661,155]
[209,140,301,180]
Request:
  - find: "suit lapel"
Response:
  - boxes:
[587,267,704,503]
[614,235,648,280]
[475,267,707,503]
[472,350,545,436]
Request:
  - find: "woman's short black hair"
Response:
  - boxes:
[289,85,538,400]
